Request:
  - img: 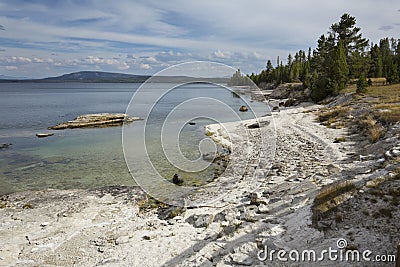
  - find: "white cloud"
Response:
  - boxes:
[140,63,151,70]
[5,65,17,70]
[6,56,32,63]
[0,1,397,77]
[118,62,130,70]
[213,50,232,59]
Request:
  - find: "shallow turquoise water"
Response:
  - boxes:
[0,82,269,195]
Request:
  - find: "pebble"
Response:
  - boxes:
[115,235,129,245]
[376,158,386,164]
[392,149,400,157]
[230,253,253,266]
[385,151,393,159]
[187,214,215,228]
[257,204,270,214]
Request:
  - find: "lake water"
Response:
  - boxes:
[0,82,269,195]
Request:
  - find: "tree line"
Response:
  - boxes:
[248,14,400,101]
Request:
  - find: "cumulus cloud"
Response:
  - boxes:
[140,63,151,70]
[6,56,32,63]
[0,1,397,77]
[5,66,17,70]
[212,50,232,59]
[118,62,130,70]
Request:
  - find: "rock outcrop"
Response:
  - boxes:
[49,113,140,130]
[36,133,54,138]
[269,83,311,104]
[239,105,248,112]
[0,143,12,149]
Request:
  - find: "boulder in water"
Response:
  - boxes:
[0,143,12,149]
[172,174,183,185]
[239,106,248,112]
[36,133,54,138]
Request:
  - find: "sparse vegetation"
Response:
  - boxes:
[334,136,346,143]
[205,131,214,137]
[312,181,356,225]
[138,195,167,213]
[378,208,393,218]
[22,203,33,209]
[318,106,351,127]
[314,181,356,207]
[368,124,386,143]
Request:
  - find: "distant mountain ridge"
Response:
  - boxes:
[0,74,26,80]
[40,71,150,82]
[0,71,228,83]
[0,71,150,83]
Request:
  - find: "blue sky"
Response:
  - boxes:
[0,0,399,78]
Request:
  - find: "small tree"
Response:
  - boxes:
[356,74,368,93]
[330,40,349,91]
[228,69,251,86]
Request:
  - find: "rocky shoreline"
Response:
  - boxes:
[0,101,399,266]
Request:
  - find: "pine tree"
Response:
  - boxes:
[356,73,368,93]
[330,40,349,91]
[287,53,294,81]
[330,13,368,57]
[329,13,368,78]
[370,44,383,77]
[266,60,273,72]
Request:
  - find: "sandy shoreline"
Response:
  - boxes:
[0,103,399,266]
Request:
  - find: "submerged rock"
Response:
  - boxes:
[0,143,12,150]
[49,113,140,130]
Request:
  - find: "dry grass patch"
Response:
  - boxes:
[314,181,356,208]
[374,105,400,123]
[318,106,351,125]
[367,83,400,98]
[357,115,386,142]
[334,136,346,143]
[312,181,356,225]
[368,124,386,142]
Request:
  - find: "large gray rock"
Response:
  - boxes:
[49,113,140,130]
[186,214,214,228]
[230,253,253,266]
[269,83,310,101]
